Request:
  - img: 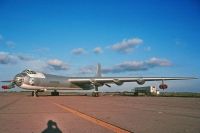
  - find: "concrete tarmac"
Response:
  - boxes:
[0,92,200,133]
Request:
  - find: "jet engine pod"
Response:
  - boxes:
[159,84,168,90]
[113,79,123,85]
[136,78,145,85]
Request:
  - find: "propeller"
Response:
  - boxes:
[105,84,111,87]
[0,80,15,90]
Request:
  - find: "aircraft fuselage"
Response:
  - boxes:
[14,70,94,91]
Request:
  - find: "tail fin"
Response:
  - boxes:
[96,63,102,77]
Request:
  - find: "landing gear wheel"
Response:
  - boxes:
[92,92,99,97]
[36,91,38,97]
[32,91,34,96]
[51,91,59,96]
[92,85,99,97]
[95,92,99,97]
[32,91,39,97]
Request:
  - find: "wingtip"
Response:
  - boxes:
[186,77,198,80]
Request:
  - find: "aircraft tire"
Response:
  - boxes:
[51,91,59,96]
[32,91,34,96]
[36,91,39,97]
[32,91,39,97]
[92,92,99,97]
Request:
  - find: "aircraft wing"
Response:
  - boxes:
[0,80,14,83]
[68,77,197,86]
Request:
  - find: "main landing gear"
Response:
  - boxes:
[92,85,99,97]
[31,90,59,96]
[51,90,59,96]
[32,90,39,97]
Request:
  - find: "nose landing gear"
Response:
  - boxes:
[32,90,38,97]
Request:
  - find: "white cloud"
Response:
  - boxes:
[47,59,69,70]
[71,48,86,55]
[144,46,151,51]
[0,52,46,71]
[0,52,17,64]
[36,47,50,52]
[17,55,33,61]
[21,59,48,71]
[146,57,171,67]
[79,65,96,74]
[111,38,143,53]
[102,57,172,73]
[93,47,103,54]
[102,61,146,73]
[6,41,15,48]
[0,51,70,71]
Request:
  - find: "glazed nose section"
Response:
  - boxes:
[14,73,24,86]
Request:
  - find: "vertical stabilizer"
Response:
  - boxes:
[96,63,102,77]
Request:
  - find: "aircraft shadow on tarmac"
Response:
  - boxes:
[41,120,62,133]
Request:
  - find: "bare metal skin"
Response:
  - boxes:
[1,64,197,96]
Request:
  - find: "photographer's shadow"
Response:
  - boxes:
[42,120,62,133]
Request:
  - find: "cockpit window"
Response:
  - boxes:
[22,69,36,74]
[16,73,27,77]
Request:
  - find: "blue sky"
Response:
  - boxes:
[0,0,200,92]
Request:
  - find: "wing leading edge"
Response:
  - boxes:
[68,77,197,86]
[69,64,197,87]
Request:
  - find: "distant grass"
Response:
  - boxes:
[159,92,200,98]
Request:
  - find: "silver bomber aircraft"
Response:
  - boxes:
[1,64,197,96]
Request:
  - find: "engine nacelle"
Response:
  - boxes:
[90,79,103,87]
[136,79,145,85]
[113,79,123,86]
[159,84,168,90]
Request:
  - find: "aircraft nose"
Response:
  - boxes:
[14,73,25,86]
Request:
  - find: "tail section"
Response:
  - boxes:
[96,63,102,77]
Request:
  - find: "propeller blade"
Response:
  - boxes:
[1,80,15,90]
[105,84,111,87]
